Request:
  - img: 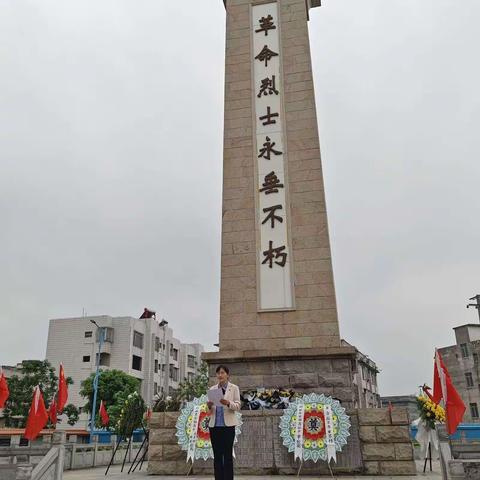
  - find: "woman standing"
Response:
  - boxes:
[207,365,241,480]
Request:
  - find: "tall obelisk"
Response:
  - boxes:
[204,0,357,405]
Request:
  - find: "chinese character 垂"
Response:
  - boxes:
[259,171,284,195]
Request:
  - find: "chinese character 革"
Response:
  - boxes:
[262,240,287,268]
[255,15,276,36]
[258,136,282,160]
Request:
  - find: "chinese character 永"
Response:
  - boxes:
[262,204,283,228]
[259,106,279,126]
[257,75,279,98]
[259,171,284,195]
[255,45,279,67]
[262,240,287,268]
[255,15,276,36]
[258,136,282,160]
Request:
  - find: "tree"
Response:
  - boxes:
[79,369,140,429]
[63,404,80,426]
[2,360,74,428]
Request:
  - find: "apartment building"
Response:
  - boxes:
[45,315,204,426]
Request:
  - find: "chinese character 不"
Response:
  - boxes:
[257,75,279,98]
[255,15,276,36]
[262,240,287,268]
[255,45,279,67]
[262,204,283,228]
[258,136,282,160]
[259,171,284,195]
[259,106,279,126]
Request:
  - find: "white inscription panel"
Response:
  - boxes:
[252,2,294,311]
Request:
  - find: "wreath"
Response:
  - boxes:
[279,393,350,462]
[176,394,242,461]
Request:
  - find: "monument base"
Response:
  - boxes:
[202,346,358,408]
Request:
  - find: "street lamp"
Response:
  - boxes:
[89,319,105,443]
[467,295,480,323]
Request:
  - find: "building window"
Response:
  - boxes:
[133,331,144,349]
[154,360,159,373]
[154,382,158,394]
[95,327,114,343]
[170,348,178,361]
[474,353,479,364]
[169,365,178,381]
[461,343,469,358]
[187,355,195,369]
[83,355,90,362]
[132,355,142,371]
[188,372,195,382]
[85,331,92,338]
[155,337,160,352]
[470,403,479,418]
[466,372,474,387]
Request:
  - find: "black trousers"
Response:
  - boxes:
[209,426,235,480]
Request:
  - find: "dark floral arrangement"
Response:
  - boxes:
[241,388,298,410]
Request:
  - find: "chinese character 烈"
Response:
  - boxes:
[262,240,287,268]
[255,45,279,67]
[257,75,279,98]
[258,136,282,160]
[255,15,276,36]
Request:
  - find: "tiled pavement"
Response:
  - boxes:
[64,460,442,479]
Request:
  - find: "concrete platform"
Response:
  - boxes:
[64,460,442,479]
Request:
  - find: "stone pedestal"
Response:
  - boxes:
[203,346,358,407]
[148,408,416,476]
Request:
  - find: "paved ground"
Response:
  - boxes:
[63,460,442,479]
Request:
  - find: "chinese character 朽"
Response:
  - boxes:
[258,136,282,160]
[259,171,284,195]
[255,15,276,36]
[262,240,287,268]
[262,204,283,228]
[257,75,279,98]
[259,106,279,126]
[255,45,279,67]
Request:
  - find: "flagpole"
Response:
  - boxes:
[90,320,104,444]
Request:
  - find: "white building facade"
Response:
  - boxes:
[45,315,204,427]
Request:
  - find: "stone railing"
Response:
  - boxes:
[148,407,416,476]
[0,432,65,480]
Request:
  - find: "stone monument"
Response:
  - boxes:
[203,0,358,406]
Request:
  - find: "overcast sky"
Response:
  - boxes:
[1,0,479,396]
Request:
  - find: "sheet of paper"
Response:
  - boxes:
[208,388,224,407]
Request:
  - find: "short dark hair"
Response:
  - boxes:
[216,365,230,375]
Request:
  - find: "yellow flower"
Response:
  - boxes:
[426,413,431,417]
[318,439,325,448]
[304,404,312,412]
[197,440,204,448]
[304,440,312,448]
[291,428,296,435]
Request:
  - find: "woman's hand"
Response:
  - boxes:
[220,399,230,406]
[207,401,214,409]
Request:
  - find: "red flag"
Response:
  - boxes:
[48,399,57,425]
[139,308,155,319]
[99,400,109,426]
[24,386,49,441]
[433,350,466,435]
[57,364,68,413]
[146,407,152,421]
[0,371,9,408]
